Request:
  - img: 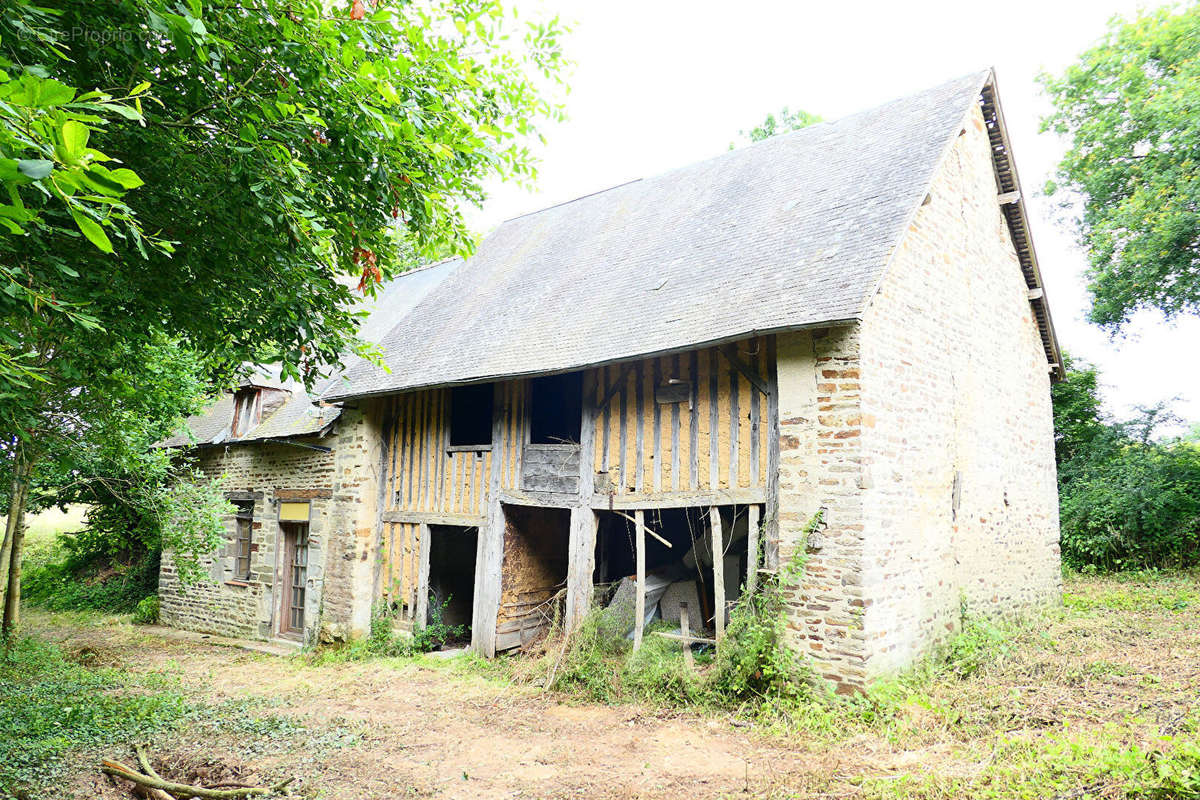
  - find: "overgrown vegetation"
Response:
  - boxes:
[8,569,1197,799]
[0,632,316,798]
[1053,354,1200,571]
[309,596,467,664]
[0,0,567,641]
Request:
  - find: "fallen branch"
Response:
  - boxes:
[100,759,293,799]
[131,745,174,800]
[134,744,164,781]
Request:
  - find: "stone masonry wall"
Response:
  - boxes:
[776,326,870,691]
[855,102,1060,677]
[775,102,1060,689]
[158,402,382,643]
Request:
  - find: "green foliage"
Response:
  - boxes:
[314,597,467,663]
[734,106,823,147]
[0,634,191,795]
[930,609,1013,681]
[1041,3,1200,329]
[22,547,159,613]
[132,594,159,624]
[545,609,631,702]
[707,540,817,708]
[0,0,566,632]
[152,470,233,587]
[1052,355,1200,571]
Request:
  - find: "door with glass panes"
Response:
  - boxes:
[279,522,308,637]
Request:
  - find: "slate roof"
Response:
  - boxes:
[161,259,458,448]
[326,68,1059,401]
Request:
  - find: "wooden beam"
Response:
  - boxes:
[382,510,486,526]
[764,335,780,571]
[565,507,597,632]
[415,522,431,628]
[596,363,634,414]
[1026,287,1044,300]
[997,190,1021,205]
[710,506,725,643]
[634,509,646,652]
[746,504,760,595]
[653,630,717,646]
[588,487,766,510]
[719,344,770,396]
[612,509,672,549]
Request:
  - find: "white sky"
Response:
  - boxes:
[466,0,1199,431]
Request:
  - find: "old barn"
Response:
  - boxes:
[162,69,1062,689]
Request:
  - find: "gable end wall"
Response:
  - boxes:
[856,102,1061,676]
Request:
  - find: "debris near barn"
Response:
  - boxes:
[100,745,294,800]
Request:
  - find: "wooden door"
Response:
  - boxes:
[279,522,309,637]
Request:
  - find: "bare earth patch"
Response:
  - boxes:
[31,571,1200,800]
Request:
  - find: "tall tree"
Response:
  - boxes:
[1041,3,1200,329]
[0,0,566,635]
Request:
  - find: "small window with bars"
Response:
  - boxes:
[232,500,254,580]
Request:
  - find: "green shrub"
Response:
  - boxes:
[22,544,159,614]
[547,609,629,701]
[1059,441,1200,571]
[1053,356,1200,572]
[132,595,160,625]
[312,597,467,663]
[620,629,703,705]
[707,574,815,707]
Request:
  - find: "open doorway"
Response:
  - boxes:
[496,504,570,650]
[427,525,476,646]
[593,506,752,635]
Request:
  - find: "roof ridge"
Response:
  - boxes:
[501,178,643,224]
[492,69,993,231]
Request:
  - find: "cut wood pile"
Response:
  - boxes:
[100,745,294,799]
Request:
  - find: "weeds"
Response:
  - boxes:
[0,635,192,796]
[308,595,467,664]
[132,594,160,624]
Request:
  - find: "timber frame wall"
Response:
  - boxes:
[373,335,780,655]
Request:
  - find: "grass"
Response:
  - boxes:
[5,570,1198,799]
[0,627,351,800]
[20,505,88,570]
[460,569,1200,798]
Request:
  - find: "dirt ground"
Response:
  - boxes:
[45,621,816,799]
[32,571,1200,800]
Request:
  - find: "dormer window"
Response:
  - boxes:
[232,387,262,437]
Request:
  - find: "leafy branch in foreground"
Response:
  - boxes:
[1041,2,1200,329]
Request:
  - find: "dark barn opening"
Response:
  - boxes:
[449,383,493,447]
[593,506,751,633]
[496,504,571,650]
[529,372,583,444]
[427,525,477,641]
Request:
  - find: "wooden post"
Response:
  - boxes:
[565,507,597,632]
[679,601,694,669]
[416,522,431,628]
[746,505,760,595]
[634,508,645,652]
[710,506,725,643]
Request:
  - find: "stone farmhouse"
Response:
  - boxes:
[161,69,1062,690]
